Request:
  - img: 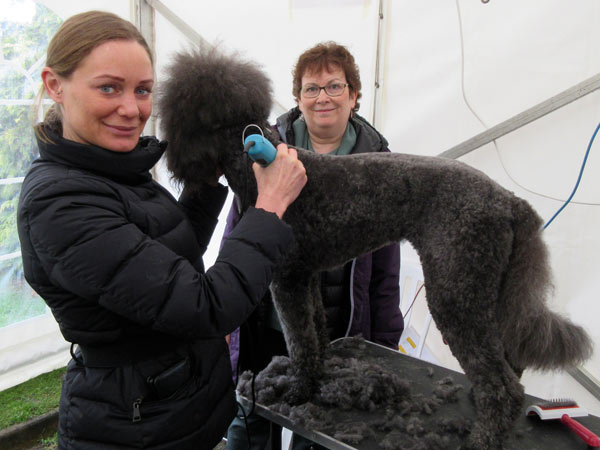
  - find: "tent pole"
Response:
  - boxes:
[438,72,600,159]
[143,0,288,116]
[144,0,211,50]
[134,0,156,137]
[372,0,387,129]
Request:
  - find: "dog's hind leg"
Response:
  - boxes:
[505,352,524,379]
[451,326,524,450]
[429,289,523,449]
[270,270,325,403]
[430,288,524,450]
[421,240,522,449]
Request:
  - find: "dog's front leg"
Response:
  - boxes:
[308,272,330,354]
[270,271,324,404]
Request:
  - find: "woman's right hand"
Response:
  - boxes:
[253,143,307,219]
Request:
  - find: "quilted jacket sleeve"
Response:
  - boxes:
[19,175,292,340]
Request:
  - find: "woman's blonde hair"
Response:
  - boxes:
[33,10,153,142]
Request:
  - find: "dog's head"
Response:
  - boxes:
[158,46,274,190]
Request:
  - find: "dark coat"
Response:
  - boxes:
[227,109,404,379]
[17,129,293,449]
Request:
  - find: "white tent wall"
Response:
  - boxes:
[1,0,599,418]
[150,0,381,125]
[379,0,600,414]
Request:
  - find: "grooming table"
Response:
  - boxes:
[237,338,600,450]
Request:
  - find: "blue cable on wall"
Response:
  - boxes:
[544,121,600,229]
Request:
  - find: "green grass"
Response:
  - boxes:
[0,367,65,430]
[0,367,222,449]
[39,433,58,448]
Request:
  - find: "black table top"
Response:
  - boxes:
[237,337,600,450]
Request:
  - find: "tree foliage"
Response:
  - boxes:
[1,3,62,179]
[0,2,62,325]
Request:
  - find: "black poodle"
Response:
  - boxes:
[158,47,593,450]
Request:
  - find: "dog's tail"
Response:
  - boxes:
[500,198,593,371]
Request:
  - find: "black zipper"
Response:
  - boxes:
[132,397,143,422]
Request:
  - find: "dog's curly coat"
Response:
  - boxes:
[158,47,593,449]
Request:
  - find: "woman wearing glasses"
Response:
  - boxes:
[224,41,403,450]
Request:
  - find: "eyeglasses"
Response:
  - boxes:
[301,82,350,98]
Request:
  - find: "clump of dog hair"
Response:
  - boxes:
[237,337,472,448]
[333,421,375,444]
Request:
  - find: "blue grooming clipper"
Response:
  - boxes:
[244,134,277,167]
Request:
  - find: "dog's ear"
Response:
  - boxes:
[157,46,274,189]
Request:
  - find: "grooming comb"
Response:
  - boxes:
[526,398,599,447]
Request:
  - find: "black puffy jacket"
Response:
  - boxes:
[17,128,293,449]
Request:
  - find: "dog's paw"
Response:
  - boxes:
[282,383,311,405]
[280,371,318,405]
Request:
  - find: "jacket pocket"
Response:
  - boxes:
[146,357,192,400]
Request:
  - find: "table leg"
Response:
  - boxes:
[270,421,282,450]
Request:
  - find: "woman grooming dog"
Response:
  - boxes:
[17,10,306,449]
